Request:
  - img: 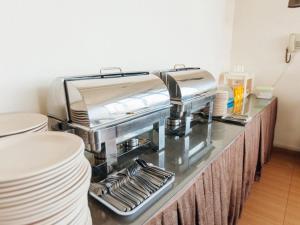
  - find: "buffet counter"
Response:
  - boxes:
[89,95,278,225]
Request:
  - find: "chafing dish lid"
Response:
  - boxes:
[62,72,170,127]
[160,68,217,102]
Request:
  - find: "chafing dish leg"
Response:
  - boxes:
[208,100,214,123]
[151,118,166,151]
[206,123,212,144]
[158,151,165,168]
[105,139,118,170]
[184,116,192,135]
[184,136,190,151]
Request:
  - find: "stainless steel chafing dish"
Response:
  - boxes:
[47,69,171,170]
[155,65,217,135]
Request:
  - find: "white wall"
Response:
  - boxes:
[231,0,300,151]
[0,0,236,114]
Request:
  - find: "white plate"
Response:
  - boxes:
[214,105,227,108]
[213,109,227,112]
[0,190,88,225]
[71,110,88,114]
[0,193,85,225]
[71,114,88,118]
[38,196,88,225]
[0,132,84,183]
[26,123,48,132]
[80,207,91,225]
[86,208,93,225]
[214,104,227,106]
[70,101,88,111]
[0,124,48,139]
[69,204,89,225]
[0,160,90,218]
[72,118,89,122]
[0,151,83,189]
[71,118,88,122]
[71,116,89,120]
[0,160,85,205]
[0,157,82,196]
[71,113,88,117]
[213,110,227,114]
[0,159,90,211]
[215,101,227,103]
[0,113,48,137]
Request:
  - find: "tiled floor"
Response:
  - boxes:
[239,149,300,225]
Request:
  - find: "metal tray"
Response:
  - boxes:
[89,171,175,216]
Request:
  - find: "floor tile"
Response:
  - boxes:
[243,189,286,223]
[240,210,283,225]
[262,165,292,176]
[239,149,300,225]
[284,199,300,225]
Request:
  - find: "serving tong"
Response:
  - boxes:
[89,159,175,212]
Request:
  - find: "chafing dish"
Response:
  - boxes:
[47,69,171,171]
[155,66,217,135]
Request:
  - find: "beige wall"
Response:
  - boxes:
[231,0,300,151]
[0,0,235,114]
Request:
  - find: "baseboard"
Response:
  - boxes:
[273,143,300,152]
[272,147,300,158]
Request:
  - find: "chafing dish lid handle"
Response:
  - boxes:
[172,64,200,72]
[99,67,149,78]
[100,67,123,74]
[174,64,186,69]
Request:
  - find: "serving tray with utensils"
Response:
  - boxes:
[89,159,175,216]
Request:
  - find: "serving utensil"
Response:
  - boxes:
[89,159,175,215]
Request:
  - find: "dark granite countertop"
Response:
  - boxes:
[88,95,275,225]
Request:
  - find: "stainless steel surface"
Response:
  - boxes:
[88,95,275,225]
[67,74,169,127]
[155,67,217,135]
[48,73,170,126]
[89,160,175,216]
[166,118,182,127]
[90,177,174,217]
[47,71,171,171]
[157,68,217,102]
[124,139,140,149]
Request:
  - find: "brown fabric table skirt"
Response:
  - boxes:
[241,113,260,207]
[257,98,278,177]
[145,133,245,225]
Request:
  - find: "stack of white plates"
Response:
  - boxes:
[0,132,92,225]
[213,90,229,117]
[0,113,48,138]
[70,102,90,126]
